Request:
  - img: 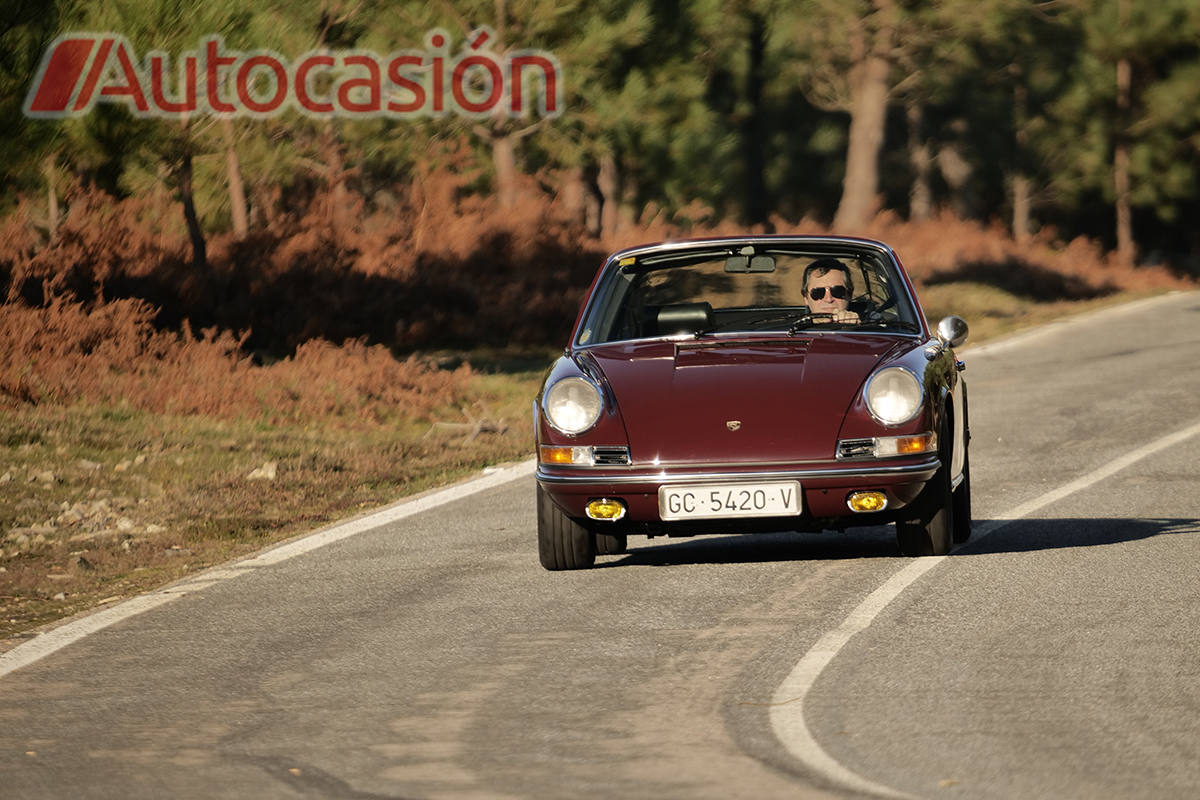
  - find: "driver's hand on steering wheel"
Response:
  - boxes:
[816,309,859,324]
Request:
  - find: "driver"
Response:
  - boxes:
[802,258,860,324]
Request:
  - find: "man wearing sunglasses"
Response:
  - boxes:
[802,258,860,324]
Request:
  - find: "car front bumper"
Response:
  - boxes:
[536,457,940,531]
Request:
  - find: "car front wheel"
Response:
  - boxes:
[537,484,596,570]
[896,421,955,556]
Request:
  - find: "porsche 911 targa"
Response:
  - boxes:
[534,236,971,569]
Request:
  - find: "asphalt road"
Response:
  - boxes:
[2,291,1198,799]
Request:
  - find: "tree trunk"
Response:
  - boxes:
[937,139,973,219]
[222,117,249,241]
[1011,174,1032,243]
[742,11,769,228]
[1114,55,1134,263]
[559,165,587,228]
[584,174,602,237]
[322,124,350,235]
[492,132,519,211]
[44,155,59,238]
[597,151,620,239]
[1011,77,1032,242]
[621,168,640,229]
[906,100,932,221]
[178,150,207,268]
[833,3,893,233]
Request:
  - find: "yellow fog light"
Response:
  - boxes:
[586,498,627,521]
[847,491,888,513]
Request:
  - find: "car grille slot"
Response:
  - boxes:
[837,438,875,459]
[592,446,631,466]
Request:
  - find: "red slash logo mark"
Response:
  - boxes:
[25,37,101,115]
[24,35,148,117]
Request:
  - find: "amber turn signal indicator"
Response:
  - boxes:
[894,434,934,454]
[539,446,575,464]
[873,432,937,457]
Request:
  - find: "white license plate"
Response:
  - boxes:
[658,481,802,521]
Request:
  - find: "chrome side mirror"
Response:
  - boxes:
[936,316,968,348]
[925,315,968,360]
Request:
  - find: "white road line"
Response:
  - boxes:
[769,417,1200,799]
[5,294,1196,721]
[0,460,536,679]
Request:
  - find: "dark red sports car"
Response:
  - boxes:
[534,236,970,569]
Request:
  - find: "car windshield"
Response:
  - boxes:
[575,243,922,346]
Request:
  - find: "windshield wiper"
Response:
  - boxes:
[693,309,817,337]
[746,309,814,333]
[855,319,921,333]
[691,309,917,337]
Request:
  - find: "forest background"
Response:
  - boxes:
[0,0,1198,636]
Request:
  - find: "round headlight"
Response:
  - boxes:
[544,377,603,435]
[865,367,923,425]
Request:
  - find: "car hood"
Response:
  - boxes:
[583,335,912,464]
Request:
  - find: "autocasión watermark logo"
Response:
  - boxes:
[23,28,562,120]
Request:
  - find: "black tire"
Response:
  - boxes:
[537,484,596,570]
[896,419,955,557]
[594,531,627,556]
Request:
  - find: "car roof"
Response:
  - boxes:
[605,234,899,264]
